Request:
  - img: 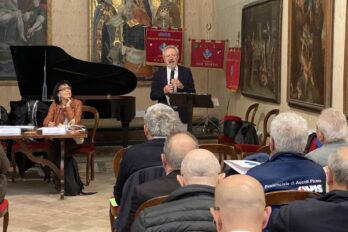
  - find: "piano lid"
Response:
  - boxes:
[10,46,137,98]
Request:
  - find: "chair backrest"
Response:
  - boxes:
[241,145,271,160]
[199,144,238,170]
[135,195,167,217]
[245,103,259,125]
[116,166,166,231]
[260,109,280,146]
[82,105,100,143]
[265,190,319,206]
[113,147,127,178]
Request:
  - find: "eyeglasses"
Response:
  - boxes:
[58,87,71,92]
[164,53,177,58]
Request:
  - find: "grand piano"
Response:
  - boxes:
[10,45,137,147]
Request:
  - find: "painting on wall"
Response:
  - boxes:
[287,0,332,111]
[89,0,184,79]
[240,0,282,103]
[344,1,348,116]
[0,0,50,81]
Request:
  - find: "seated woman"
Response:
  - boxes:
[43,80,83,188]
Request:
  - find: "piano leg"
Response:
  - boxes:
[121,121,131,148]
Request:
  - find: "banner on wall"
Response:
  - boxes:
[226,48,241,91]
[190,39,226,69]
[145,27,183,65]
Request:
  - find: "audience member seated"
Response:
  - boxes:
[114,103,181,203]
[270,147,348,232]
[211,174,271,232]
[247,112,326,193]
[124,131,199,231]
[0,145,10,203]
[306,108,348,167]
[131,148,224,232]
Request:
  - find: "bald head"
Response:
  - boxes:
[163,132,199,170]
[180,149,221,186]
[212,175,270,232]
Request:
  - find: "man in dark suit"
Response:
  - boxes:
[150,45,196,123]
[113,103,181,204]
[123,131,199,231]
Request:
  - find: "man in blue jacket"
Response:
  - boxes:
[270,147,348,232]
[247,112,326,193]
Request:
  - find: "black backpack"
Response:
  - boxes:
[64,156,84,196]
[235,121,259,145]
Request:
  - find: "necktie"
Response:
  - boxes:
[170,69,177,92]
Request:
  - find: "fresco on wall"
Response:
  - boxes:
[0,0,48,80]
[90,0,183,79]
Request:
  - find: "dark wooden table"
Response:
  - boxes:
[0,130,87,199]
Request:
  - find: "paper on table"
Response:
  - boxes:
[39,127,66,135]
[224,160,261,174]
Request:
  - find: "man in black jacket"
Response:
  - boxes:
[113,103,181,203]
[270,146,348,232]
[150,45,195,123]
[124,131,199,231]
[131,148,225,232]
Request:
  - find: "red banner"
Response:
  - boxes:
[190,39,225,69]
[226,48,241,91]
[145,28,183,65]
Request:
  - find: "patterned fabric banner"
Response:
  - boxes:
[145,27,183,65]
[190,39,225,69]
[226,48,241,91]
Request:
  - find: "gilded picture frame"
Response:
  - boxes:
[89,0,184,80]
[344,1,348,116]
[240,0,282,103]
[287,0,333,111]
[0,0,51,81]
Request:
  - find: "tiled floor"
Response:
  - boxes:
[5,146,119,232]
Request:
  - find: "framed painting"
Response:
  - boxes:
[240,0,282,103]
[0,0,51,81]
[344,2,348,116]
[287,0,333,111]
[89,0,184,80]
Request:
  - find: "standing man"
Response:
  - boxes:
[150,45,196,123]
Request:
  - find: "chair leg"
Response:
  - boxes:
[11,152,16,183]
[3,210,9,232]
[86,154,90,186]
[90,152,94,181]
[109,206,115,232]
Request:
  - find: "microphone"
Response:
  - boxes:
[170,69,177,93]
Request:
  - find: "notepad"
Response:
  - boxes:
[224,160,261,174]
[109,198,118,207]
[40,127,66,135]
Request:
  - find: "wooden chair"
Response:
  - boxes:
[71,105,100,185]
[199,144,238,169]
[109,147,128,231]
[0,199,9,232]
[245,103,259,125]
[11,139,51,182]
[265,190,319,206]
[234,109,279,159]
[135,195,167,217]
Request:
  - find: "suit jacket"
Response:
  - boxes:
[270,190,348,232]
[114,138,165,204]
[150,65,196,123]
[124,170,181,231]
